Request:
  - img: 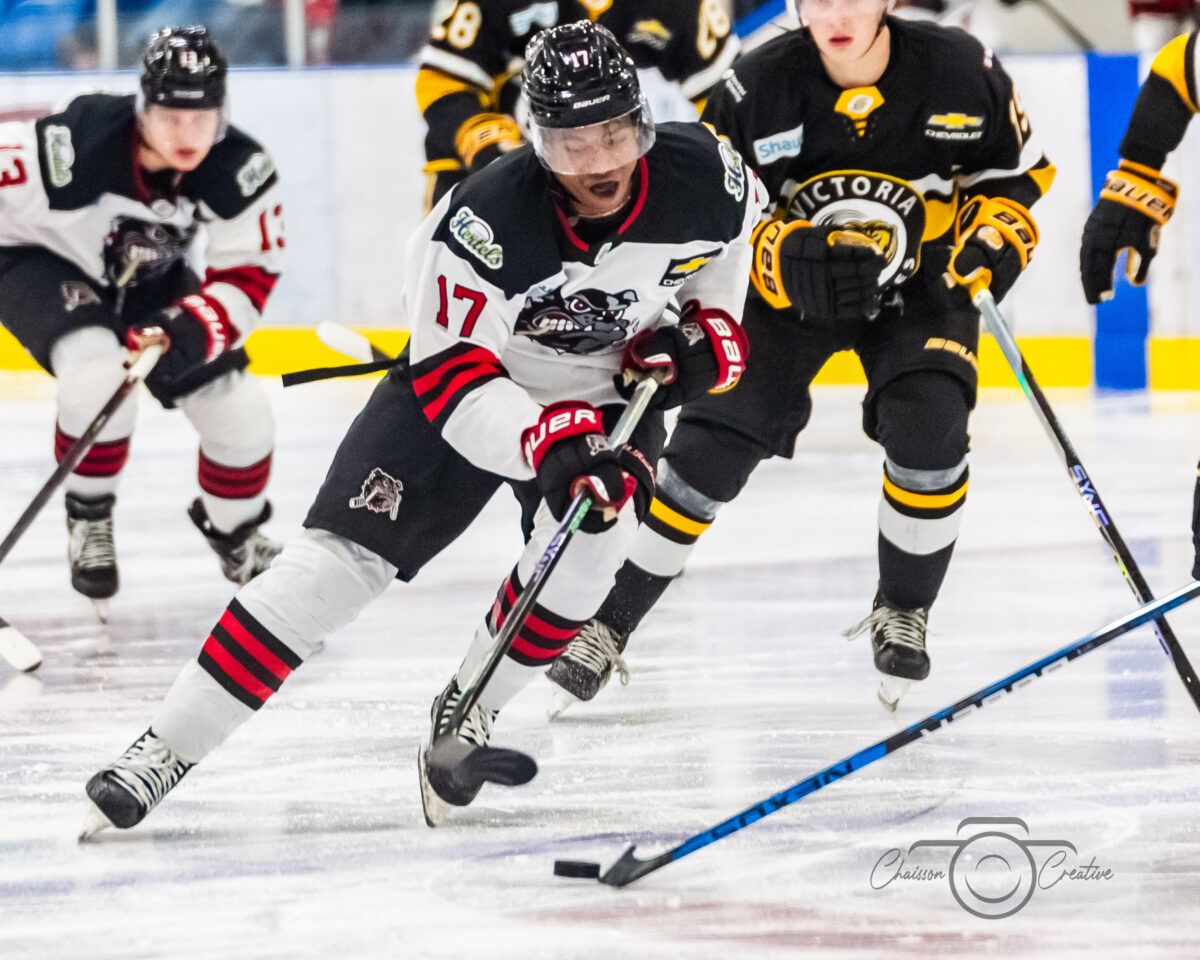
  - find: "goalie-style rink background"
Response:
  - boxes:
[2,374,1199,959]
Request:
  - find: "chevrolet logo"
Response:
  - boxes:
[672,255,714,273]
[928,114,984,130]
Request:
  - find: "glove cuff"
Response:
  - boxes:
[749,218,808,310]
[681,301,749,394]
[1101,161,1180,226]
[521,400,604,472]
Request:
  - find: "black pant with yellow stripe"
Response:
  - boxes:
[596,277,977,637]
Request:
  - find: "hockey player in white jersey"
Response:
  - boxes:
[0,27,285,614]
[80,21,764,837]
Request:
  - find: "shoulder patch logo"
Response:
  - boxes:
[752,122,804,165]
[717,138,745,201]
[449,206,504,269]
[925,113,985,142]
[660,250,722,287]
[348,467,404,521]
[43,124,75,188]
[236,152,276,197]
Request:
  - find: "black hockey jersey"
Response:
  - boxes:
[703,18,1055,290]
[404,121,765,479]
[417,0,739,195]
[0,94,285,340]
[1119,29,1200,169]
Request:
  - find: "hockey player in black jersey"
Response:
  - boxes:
[1077,29,1200,580]
[80,22,764,837]
[548,0,1056,713]
[417,0,739,208]
[0,27,285,617]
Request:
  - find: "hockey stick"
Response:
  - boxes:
[0,345,163,568]
[972,282,1200,715]
[427,376,660,776]
[587,579,1200,887]
[315,321,392,364]
[0,617,41,673]
[1028,0,1095,53]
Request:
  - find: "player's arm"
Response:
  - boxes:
[0,122,53,243]
[1079,31,1196,303]
[417,0,522,210]
[633,0,740,112]
[128,153,285,379]
[948,57,1055,303]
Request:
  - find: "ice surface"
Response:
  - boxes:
[2,373,1199,959]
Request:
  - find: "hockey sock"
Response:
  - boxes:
[56,426,130,500]
[151,529,396,762]
[877,459,968,610]
[461,566,587,713]
[197,450,272,532]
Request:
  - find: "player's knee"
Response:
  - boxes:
[237,528,397,651]
[664,420,766,504]
[185,370,275,463]
[50,327,134,435]
[874,371,970,472]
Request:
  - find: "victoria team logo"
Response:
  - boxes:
[784,169,927,286]
[514,285,638,354]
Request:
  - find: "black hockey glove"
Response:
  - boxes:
[614,301,749,410]
[750,219,886,322]
[521,401,652,533]
[126,297,235,384]
[942,196,1039,307]
[1080,161,1178,305]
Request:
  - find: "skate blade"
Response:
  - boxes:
[0,621,42,672]
[877,676,912,712]
[91,599,110,624]
[547,687,580,721]
[78,802,114,843]
[417,746,451,828]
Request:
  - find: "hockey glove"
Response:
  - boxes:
[126,295,236,384]
[615,301,749,409]
[1080,161,1178,305]
[750,219,886,321]
[522,402,648,533]
[455,113,523,173]
[943,196,1038,305]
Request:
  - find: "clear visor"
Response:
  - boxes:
[136,93,229,143]
[528,101,655,176]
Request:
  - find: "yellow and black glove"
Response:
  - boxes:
[1080,160,1179,305]
[454,112,523,173]
[943,196,1039,305]
[750,219,886,321]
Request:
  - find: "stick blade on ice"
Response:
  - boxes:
[0,617,42,672]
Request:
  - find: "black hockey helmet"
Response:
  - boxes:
[140,26,227,110]
[522,22,655,175]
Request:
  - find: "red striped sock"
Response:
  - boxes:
[198,451,272,500]
[55,425,129,478]
[197,598,303,711]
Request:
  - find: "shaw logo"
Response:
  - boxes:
[1071,465,1109,525]
[752,123,804,165]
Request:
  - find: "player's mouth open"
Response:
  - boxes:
[589,180,620,199]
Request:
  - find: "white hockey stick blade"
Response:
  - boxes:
[316,322,375,364]
[0,617,42,672]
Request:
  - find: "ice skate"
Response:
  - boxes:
[546,618,630,720]
[188,498,281,585]
[418,677,536,827]
[80,728,193,841]
[66,493,118,621]
[844,594,930,711]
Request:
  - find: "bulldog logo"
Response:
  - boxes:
[515,285,639,354]
[348,467,404,521]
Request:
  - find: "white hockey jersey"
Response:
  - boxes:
[0,93,284,343]
[404,122,767,480]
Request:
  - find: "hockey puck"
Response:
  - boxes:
[553,859,601,879]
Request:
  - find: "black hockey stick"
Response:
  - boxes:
[585,579,1200,887]
[972,282,1200,715]
[0,345,163,569]
[281,323,404,387]
[427,377,660,777]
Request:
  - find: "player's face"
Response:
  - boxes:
[800,0,890,62]
[537,115,644,177]
[554,157,640,217]
[140,105,221,171]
